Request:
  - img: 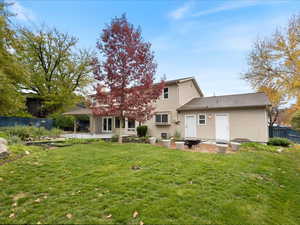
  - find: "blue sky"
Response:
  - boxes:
[7,0,300,96]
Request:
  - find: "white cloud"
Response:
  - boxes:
[192,0,286,17]
[8,1,36,21]
[168,1,193,20]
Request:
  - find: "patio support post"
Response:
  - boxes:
[125,117,128,132]
[74,118,77,133]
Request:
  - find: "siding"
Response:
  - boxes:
[179,107,268,142]
[143,83,179,138]
[178,80,201,106]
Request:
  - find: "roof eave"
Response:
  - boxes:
[177,104,270,112]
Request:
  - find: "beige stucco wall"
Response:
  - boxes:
[143,80,202,139]
[179,107,269,142]
[178,80,201,106]
[143,83,179,138]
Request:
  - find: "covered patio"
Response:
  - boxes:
[63,106,92,133]
[63,106,137,135]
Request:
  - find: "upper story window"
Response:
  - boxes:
[198,114,206,125]
[163,88,169,99]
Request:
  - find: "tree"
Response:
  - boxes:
[258,86,285,127]
[242,15,300,126]
[291,110,300,131]
[91,14,164,143]
[0,2,28,115]
[16,26,93,116]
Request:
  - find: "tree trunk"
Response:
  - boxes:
[118,117,123,143]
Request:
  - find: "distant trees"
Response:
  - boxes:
[92,15,164,143]
[0,2,28,115]
[17,27,93,116]
[0,2,94,117]
[242,15,300,126]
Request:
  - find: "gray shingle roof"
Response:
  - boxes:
[177,92,270,111]
[63,107,91,115]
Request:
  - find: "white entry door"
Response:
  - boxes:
[215,114,229,141]
[102,117,112,133]
[185,115,197,138]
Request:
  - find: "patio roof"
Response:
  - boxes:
[63,107,91,115]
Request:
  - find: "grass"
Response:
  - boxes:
[0,142,300,224]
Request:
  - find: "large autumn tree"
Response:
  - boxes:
[92,14,164,143]
[242,15,300,127]
[16,26,93,116]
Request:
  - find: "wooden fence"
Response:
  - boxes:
[269,126,300,143]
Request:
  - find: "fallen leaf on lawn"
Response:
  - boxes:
[66,213,72,219]
[25,151,30,155]
[106,214,112,219]
[133,211,139,218]
[140,221,144,225]
[13,192,27,201]
[9,213,15,218]
[12,202,17,207]
[34,198,41,203]
[43,195,48,199]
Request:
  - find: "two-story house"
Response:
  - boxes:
[64,76,270,142]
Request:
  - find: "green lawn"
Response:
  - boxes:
[0,142,300,224]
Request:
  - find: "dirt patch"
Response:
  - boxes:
[157,142,236,154]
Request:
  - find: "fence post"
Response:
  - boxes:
[269,126,273,138]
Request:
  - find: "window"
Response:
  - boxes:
[161,133,168,139]
[115,117,125,128]
[155,113,169,124]
[128,119,135,129]
[198,114,206,125]
[162,114,168,123]
[163,88,168,99]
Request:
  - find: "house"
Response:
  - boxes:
[64,77,271,142]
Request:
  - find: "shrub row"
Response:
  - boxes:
[0,126,62,142]
[111,134,149,143]
[267,138,292,147]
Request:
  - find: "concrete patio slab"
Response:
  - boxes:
[61,133,113,139]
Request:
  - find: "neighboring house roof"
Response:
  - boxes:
[63,106,91,115]
[177,92,271,111]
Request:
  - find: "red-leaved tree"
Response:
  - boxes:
[91,14,164,143]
